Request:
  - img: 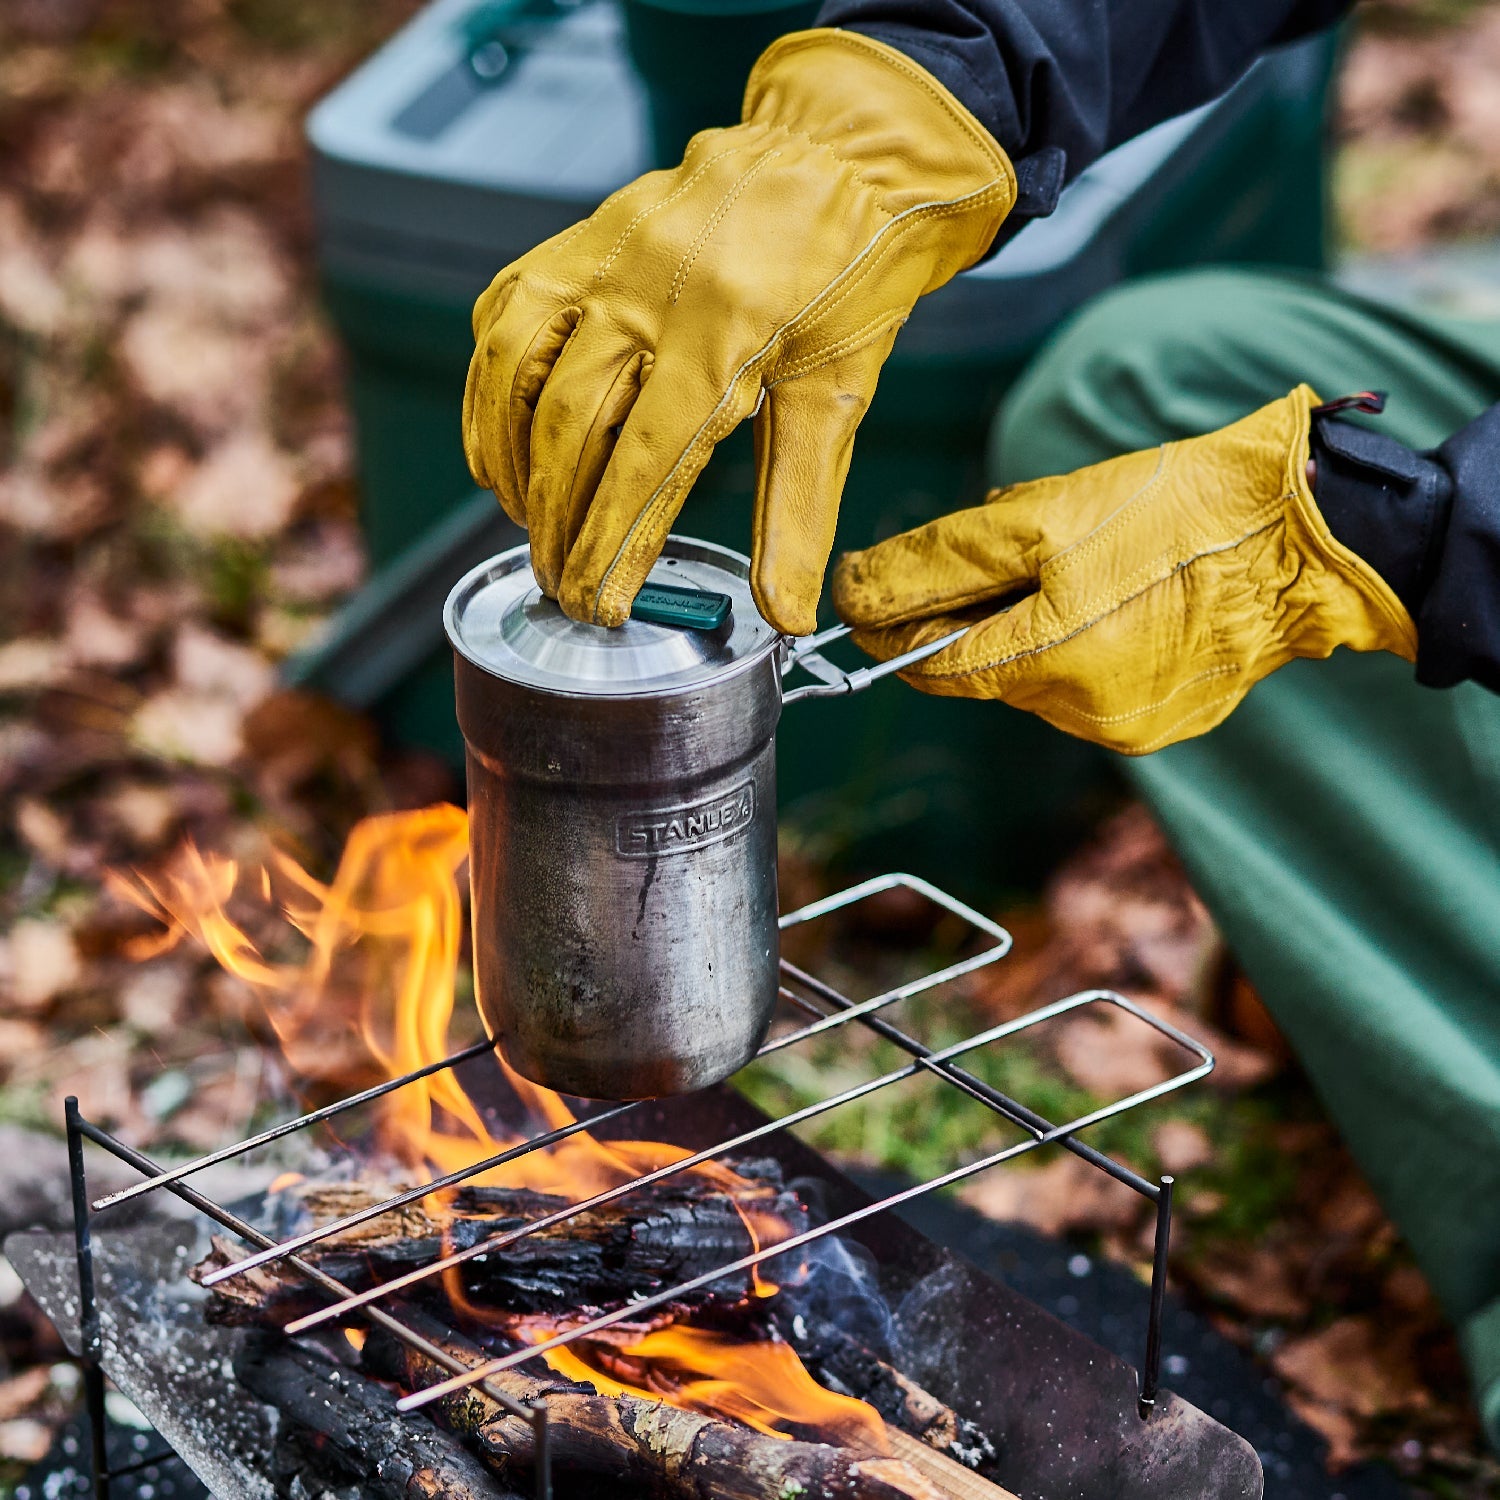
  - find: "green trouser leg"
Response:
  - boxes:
[991,268,1500,1440]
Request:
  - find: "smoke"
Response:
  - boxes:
[778,1191,896,1360]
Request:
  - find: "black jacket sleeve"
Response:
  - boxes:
[815,0,1350,216]
[1314,407,1500,695]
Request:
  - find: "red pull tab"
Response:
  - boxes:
[1311,390,1387,417]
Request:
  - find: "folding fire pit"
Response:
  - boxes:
[10,874,1262,1500]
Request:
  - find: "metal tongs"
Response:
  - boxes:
[779,622,969,705]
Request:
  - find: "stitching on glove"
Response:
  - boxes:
[1128,684,1248,755]
[783,228,910,349]
[1051,663,1241,728]
[594,142,745,283]
[1008,505,1280,659]
[591,180,1013,621]
[1285,479,1421,649]
[669,150,782,305]
[919,511,1283,677]
[1044,447,1170,578]
[529,172,654,281]
[751,31,1013,181]
[788,187,1004,343]
[769,309,908,382]
[754,122,899,214]
[872,32,993,106]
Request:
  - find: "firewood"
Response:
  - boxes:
[885,1430,1022,1500]
[235,1334,521,1500]
[199,1162,806,1325]
[781,1313,997,1472]
[363,1312,949,1500]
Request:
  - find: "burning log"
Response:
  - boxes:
[235,1335,521,1500]
[198,1164,806,1325]
[783,1314,998,1474]
[198,1171,1008,1497]
[362,1315,951,1500]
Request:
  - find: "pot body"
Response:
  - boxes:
[451,545,784,1100]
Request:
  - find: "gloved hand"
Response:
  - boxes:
[832,385,1418,754]
[462,29,1015,634]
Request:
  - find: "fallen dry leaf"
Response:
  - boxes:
[0,639,68,693]
[1151,1118,1215,1175]
[45,1029,150,1140]
[173,623,276,709]
[0,465,111,542]
[96,780,180,848]
[961,1152,1146,1237]
[1315,1174,1387,1240]
[0,1366,51,1423]
[242,689,379,792]
[64,591,148,671]
[1155,1004,1277,1094]
[3,918,83,1009]
[0,195,67,337]
[169,428,300,538]
[131,687,246,767]
[118,963,189,1033]
[1284,1391,1365,1472]
[120,301,271,437]
[66,208,291,326]
[1383,1263,1438,1316]
[14,798,73,868]
[0,1020,49,1077]
[0,1417,53,1464]
[1052,1005,1177,1098]
[1193,1242,1310,1323]
[1273,1316,1432,1421]
[135,442,196,502]
[268,522,366,605]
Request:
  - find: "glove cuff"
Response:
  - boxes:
[1281,384,1420,664]
[743,28,1016,273]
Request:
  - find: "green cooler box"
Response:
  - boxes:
[297,0,1336,893]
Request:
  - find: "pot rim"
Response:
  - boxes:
[445,535,787,701]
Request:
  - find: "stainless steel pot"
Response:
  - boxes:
[445,536,961,1100]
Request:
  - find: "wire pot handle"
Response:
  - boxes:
[780,622,968,705]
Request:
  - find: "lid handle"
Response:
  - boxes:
[629,582,733,632]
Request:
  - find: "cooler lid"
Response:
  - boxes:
[445,535,782,697]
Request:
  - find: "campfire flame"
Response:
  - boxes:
[539,1326,887,1447]
[115,805,885,1450]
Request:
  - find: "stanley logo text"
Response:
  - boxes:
[616,783,755,857]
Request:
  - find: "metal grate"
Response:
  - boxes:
[65,872,1214,1500]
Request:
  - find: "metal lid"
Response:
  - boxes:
[444,536,782,698]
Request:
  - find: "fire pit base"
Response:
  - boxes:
[11,1083,1265,1500]
[11,1194,1415,1500]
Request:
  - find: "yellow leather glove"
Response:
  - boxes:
[832,385,1418,755]
[462,29,1015,633]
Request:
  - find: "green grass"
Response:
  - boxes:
[737,981,1305,1251]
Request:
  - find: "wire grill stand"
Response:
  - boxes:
[65,873,1214,1500]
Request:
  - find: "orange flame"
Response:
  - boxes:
[115,804,885,1448]
[539,1326,887,1450]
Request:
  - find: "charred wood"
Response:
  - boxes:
[781,1314,998,1473]
[199,1166,804,1325]
[235,1335,521,1500]
[362,1311,949,1500]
